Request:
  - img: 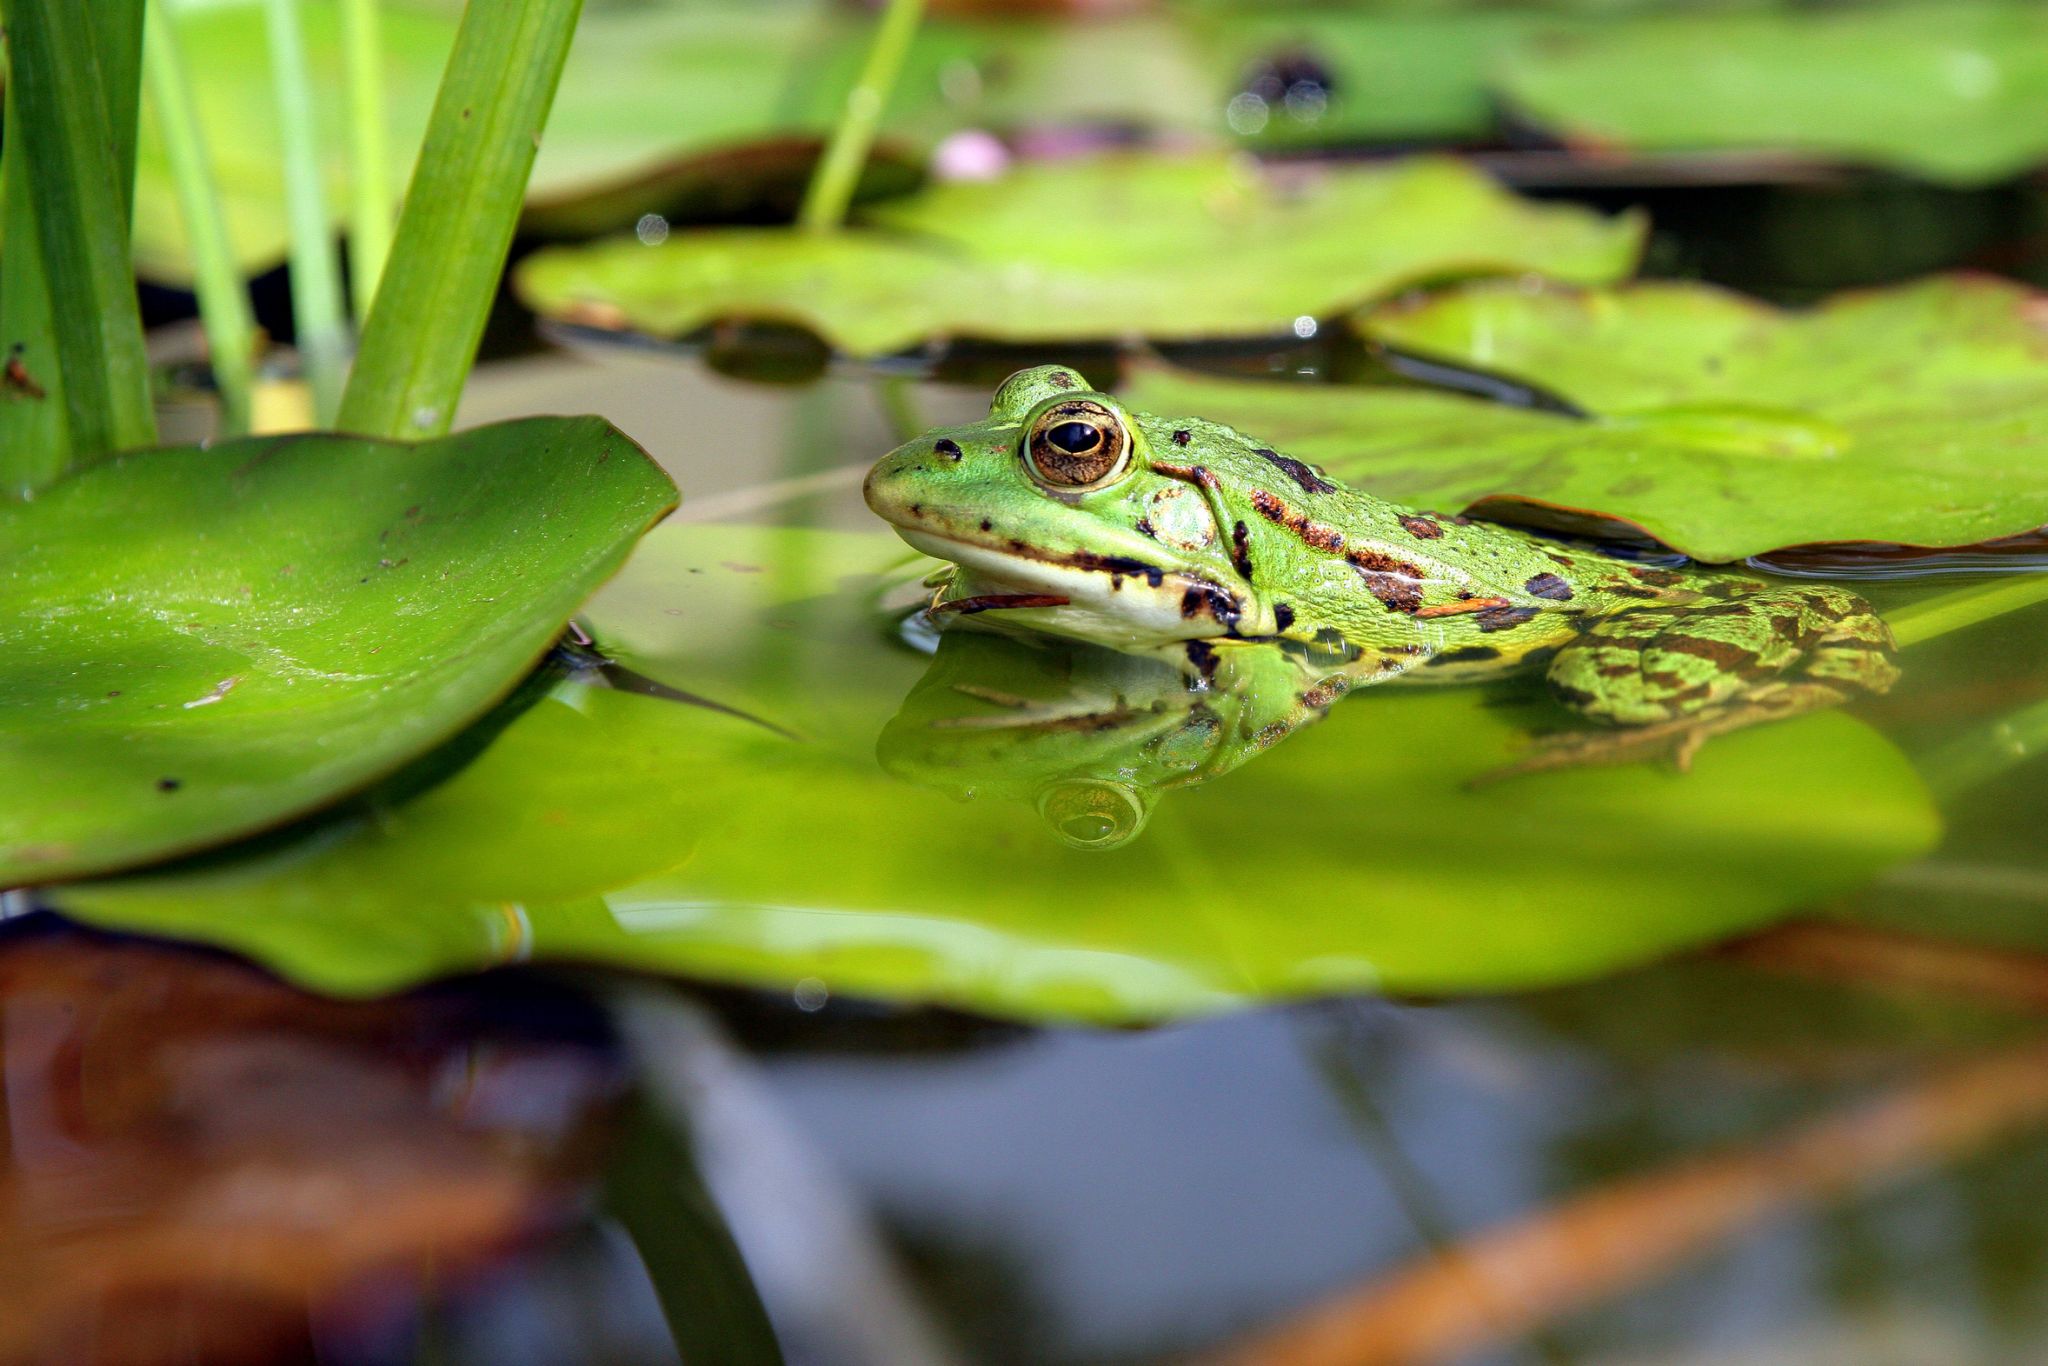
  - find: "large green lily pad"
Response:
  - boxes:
[513,153,1643,355]
[0,417,676,886]
[1123,275,2048,562]
[48,524,1939,1022]
[1497,1,2048,185]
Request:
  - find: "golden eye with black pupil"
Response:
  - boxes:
[1026,400,1130,489]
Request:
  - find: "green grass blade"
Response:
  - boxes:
[796,0,927,233]
[338,0,584,440]
[143,3,258,437]
[0,0,156,469]
[101,0,144,222]
[263,0,350,425]
[0,76,72,497]
[342,0,394,321]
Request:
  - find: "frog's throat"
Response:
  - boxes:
[897,528,1270,642]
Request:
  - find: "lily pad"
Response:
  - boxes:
[1122,274,2048,562]
[513,153,1643,355]
[0,416,676,886]
[48,523,1939,1022]
[1497,1,2048,185]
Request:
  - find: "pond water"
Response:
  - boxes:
[12,329,2048,1364]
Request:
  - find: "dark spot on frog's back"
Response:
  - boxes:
[1185,640,1219,678]
[1476,603,1541,633]
[1273,602,1295,631]
[1048,370,1076,390]
[979,519,993,532]
[1397,515,1443,540]
[1250,489,1345,554]
[1346,548,1426,615]
[934,438,962,461]
[1524,572,1574,601]
[1172,429,1191,447]
[1230,521,1254,579]
[1258,450,1336,495]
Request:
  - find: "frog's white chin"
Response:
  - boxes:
[898,529,1235,646]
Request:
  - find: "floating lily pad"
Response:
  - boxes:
[0,417,676,886]
[1497,1,2048,185]
[513,153,1643,355]
[49,523,1938,1022]
[1122,275,2048,562]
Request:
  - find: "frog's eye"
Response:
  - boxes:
[1037,779,1150,850]
[1025,400,1131,490]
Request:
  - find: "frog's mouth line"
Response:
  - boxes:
[931,593,1072,616]
[896,528,1253,640]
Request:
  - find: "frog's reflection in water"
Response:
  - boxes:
[878,628,1363,850]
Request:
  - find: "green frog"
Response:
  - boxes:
[864,365,1899,771]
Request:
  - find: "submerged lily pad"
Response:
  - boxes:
[49,524,1938,1022]
[512,154,1643,356]
[1124,275,2048,562]
[0,417,676,886]
[1498,2,2048,185]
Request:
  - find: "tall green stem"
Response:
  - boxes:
[796,0,926,233]
[0,0,155,478]
[338,0,584,440]
[341,0,393,321]
[263,0,349,424]
[144,3,258,437]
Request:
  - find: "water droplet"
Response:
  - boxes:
[635,213,670,246]
[1225,92,1270,137]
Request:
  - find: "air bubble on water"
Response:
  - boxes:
[794,977,830,1012]
[636,214,671,246]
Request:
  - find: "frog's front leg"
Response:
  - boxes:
[1500,585,1899,777]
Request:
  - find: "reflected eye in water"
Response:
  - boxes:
[1026,400,1130,490]
[1037,778,1152,850]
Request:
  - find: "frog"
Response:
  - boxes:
[863,365,1899,772]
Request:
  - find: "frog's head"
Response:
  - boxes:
[863,365,1273,646]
